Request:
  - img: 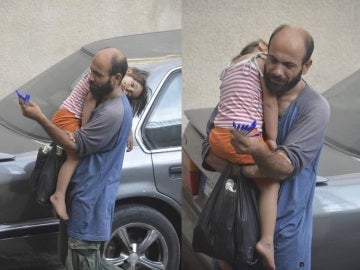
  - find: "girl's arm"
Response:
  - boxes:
[258,58,278,151]
[82,92,96,127]
[126,129,134,152]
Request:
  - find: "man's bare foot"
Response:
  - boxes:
[218,260,234,270]
[256,240,275,270]
[50,192,69,220]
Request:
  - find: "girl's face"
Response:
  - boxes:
[121,75,143,99]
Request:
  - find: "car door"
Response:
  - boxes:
[139,67,182,204]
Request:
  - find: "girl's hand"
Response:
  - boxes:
[266,139,277,151]
[126,131,134,152]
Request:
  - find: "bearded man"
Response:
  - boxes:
[203,25,330,270]
[19,48,131,270]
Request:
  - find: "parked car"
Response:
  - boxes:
[0,30,181,270]
[182,68,360,270]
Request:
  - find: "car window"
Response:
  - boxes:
[142,69,181,150]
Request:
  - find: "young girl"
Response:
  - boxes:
[50,67,149,221]
[209,40,279,270]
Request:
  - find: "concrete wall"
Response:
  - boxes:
[2,0,360,118]
[183,0,360,116]
[0,0,181,99]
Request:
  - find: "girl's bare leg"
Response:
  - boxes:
[254,178,279,270]
[51,93,95,220]
[50,152,78,220]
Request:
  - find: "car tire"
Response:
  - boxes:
[104,204,180,270]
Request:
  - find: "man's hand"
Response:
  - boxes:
[229,128,261,155]
[230,128,293,180]
[18,98,45,122]
[19,97,78,153]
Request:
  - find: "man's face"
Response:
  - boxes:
[263,30,309,95]
[264,61,303,95]
[88,55,114,99]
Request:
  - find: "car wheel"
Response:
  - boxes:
[104,204,180,270]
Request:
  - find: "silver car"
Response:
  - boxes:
[0,30,181,270]
[182,68,360,269]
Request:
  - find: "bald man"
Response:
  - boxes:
[19,48,131,270]
[203,25,330,270]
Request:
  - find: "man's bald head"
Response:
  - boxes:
[268,24,314,64]
[94,47,128,80]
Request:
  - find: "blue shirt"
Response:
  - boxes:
[275,84,330,270]
[67,94,132,242]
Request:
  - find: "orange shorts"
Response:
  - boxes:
[209,127,265,165]
[51,108,81,132]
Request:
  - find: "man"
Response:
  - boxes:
[202,25,330,270]
[19,48,132,270]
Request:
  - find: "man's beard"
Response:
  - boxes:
[264,66,302,95]
[90,79,113,99]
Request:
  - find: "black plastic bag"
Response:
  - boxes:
[30,143,66,205]
[192,164,260,265]
[192,165,236,260]
[234,167,260,266]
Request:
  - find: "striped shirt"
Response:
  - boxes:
[214,53,264,132]
[60,74,90,119]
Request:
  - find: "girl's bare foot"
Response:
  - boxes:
[50,192,69,220]
[256,240,275,270]
[218,260,234,270]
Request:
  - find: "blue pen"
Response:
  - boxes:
[232,120,258,136]
[15,89,31,105]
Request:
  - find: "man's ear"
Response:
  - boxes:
[302,59,312,75]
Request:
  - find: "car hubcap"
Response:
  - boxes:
[105,222,168,269]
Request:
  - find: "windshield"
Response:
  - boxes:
[0,50,92,141]
[323,69,360,157]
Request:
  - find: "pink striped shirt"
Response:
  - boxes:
[214,54,264,132]
[60,74,90,119]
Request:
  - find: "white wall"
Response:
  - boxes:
[0,0,181,99]
[2,0,360,119]
[182,0,360,114]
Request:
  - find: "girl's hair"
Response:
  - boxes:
[127,67,150,117]
[231,39,268,63]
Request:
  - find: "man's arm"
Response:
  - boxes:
[230,129,293,180]
[19,99,77,153]
[202,104,292,179]
[230,89,330,181]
